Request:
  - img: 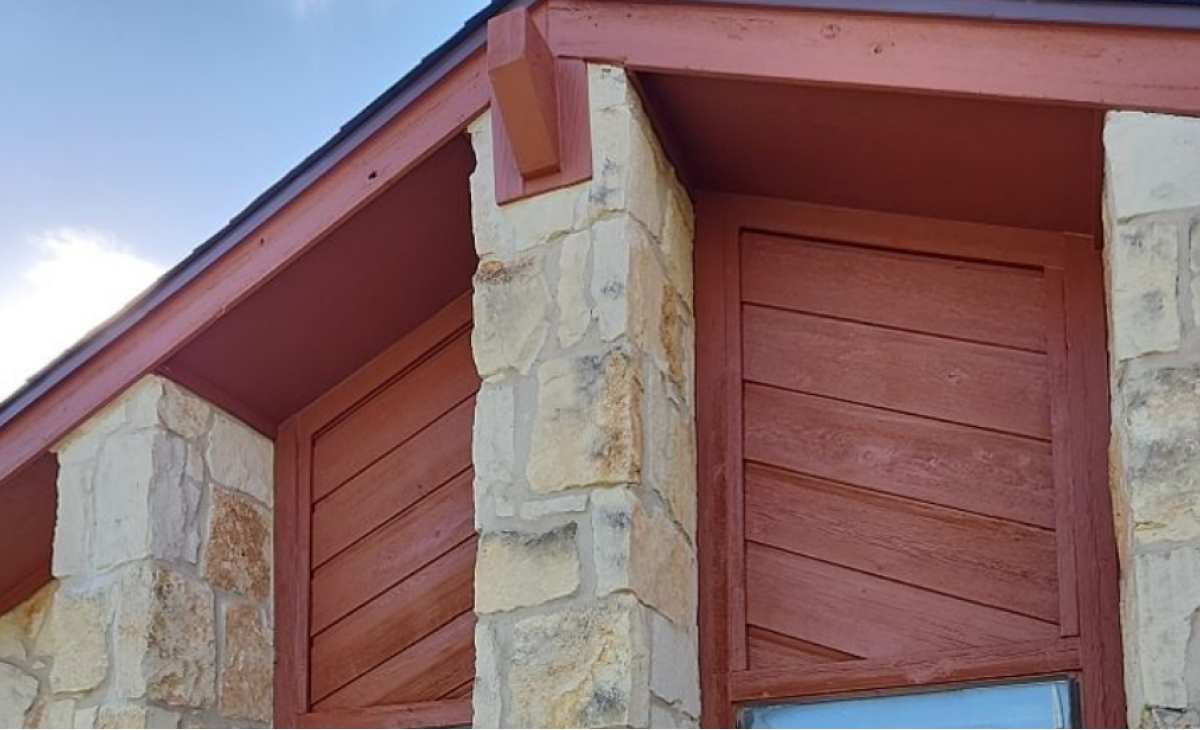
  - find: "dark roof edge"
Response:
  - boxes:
[693,0,1200,29]
[0,0,525,435]
[2,0,1198,438]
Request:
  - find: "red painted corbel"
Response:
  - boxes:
[487,7,592,204]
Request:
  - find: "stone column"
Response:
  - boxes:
[469,65,699,728]
[1104,111,1200,728]
[0,376,275,728]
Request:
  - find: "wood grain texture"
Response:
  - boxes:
[742,232,1047,351]
[311,332,476,500]
[312,397,474,566]
[744,384,1055,528]
[743,304,1051,439]
[311,537,476,701]
[311,470,474,634]
[732,639,1082,703]
[316,611,475,710]
[746,544,1059,659]
[746,464,1058,622]
[297,699,473,729]
[747,626,858,670]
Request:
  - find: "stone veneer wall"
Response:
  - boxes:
[469,65,699,728]
[0,375,273,728]
[1104,111,1200,728]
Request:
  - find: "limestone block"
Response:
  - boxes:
[39,699,75,729]
[1120,365,1200,541]
[219,603,271,723]
[528,350,643,493]
[648,609,700,719]
[1191,221,1200,329]
[92,429,160,570]
[473,381,518,526]
[40,586,110,693]
[55,378,162,466]
[645,371,697,540]
[473,621,502,729]
[0,583,53,662]
[205,413,272,507]
[518,491,589,521]
[476,524,580,614]
[1106,220,1181,361]
[661,184,696,308]
[0,663,38,729]
[201,488,271,601]
[94,704,180,729]
[53,460,93,578]
[591,489,695,627]
[558,230,593,348]
[1129,548,1200,710]
[473,256,551,378]
[115,563,216,708]
[508,597,649,728]
[1105,112,1200,221]
[158,382,212,440]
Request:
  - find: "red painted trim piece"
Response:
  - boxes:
[547,0,1200,115]
[297,698,473,729]
[489,8,592,205]
[731,639,1082,703]
[0,53,489,488]
[489,7,562,178]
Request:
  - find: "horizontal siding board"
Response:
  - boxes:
[747,626,858,671]
[745,464,1059,622]
[311,471,474,633]
[316,611,475,710]
[741,233,1047,351]
[746,543,1059,659]
[743,304,1051,439]
[312,333,477,499]
[312,397,475,566]
[744,384,1054,528]
[310,538,476,701]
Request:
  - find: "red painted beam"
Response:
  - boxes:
[489,8,561,178]
[547,0,1200,115]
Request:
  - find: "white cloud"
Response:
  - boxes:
[0,228,166,401]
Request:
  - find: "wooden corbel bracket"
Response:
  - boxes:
[487,7,592,204]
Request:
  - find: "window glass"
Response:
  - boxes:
[740,678,1078,729]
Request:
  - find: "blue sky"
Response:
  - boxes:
[0,0,488,397]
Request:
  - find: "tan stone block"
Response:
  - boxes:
[473,381,518,527]
[73,707,97,729]
[219,603,271,723]
[1120,365,1200,540]
[39,699,76,729]
[592,489,695,627]
[205,412,273,507]
[661,185,696,307]
[1128,548,1200,712]
[158,381,212,440]
[94,704,180,729]
[473,255,551,378]
[115,563,216,709]
[519,491,589,521]
[1105,111,1200,221]
[557,230,593,348]
[476,524,580,614]
[528,350,642,493]
[473,621,502,729]
[508,597,648,728]
[0,663,38,729]
[1106,220,1181,361]
[53,460,94,577]
[40,585,110,693]
[645,371,697,540]
[648,609,700,718]
[0,581,54,661]
[201,488,271,601]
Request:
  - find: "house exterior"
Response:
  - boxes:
[1,0,1200,727]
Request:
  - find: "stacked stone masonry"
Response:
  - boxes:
[1105,111,1200,729]
[0,376,274,728]
[470,64,700,728]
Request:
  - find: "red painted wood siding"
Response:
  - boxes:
[696,195,1123,727]
[276,295,478,729]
